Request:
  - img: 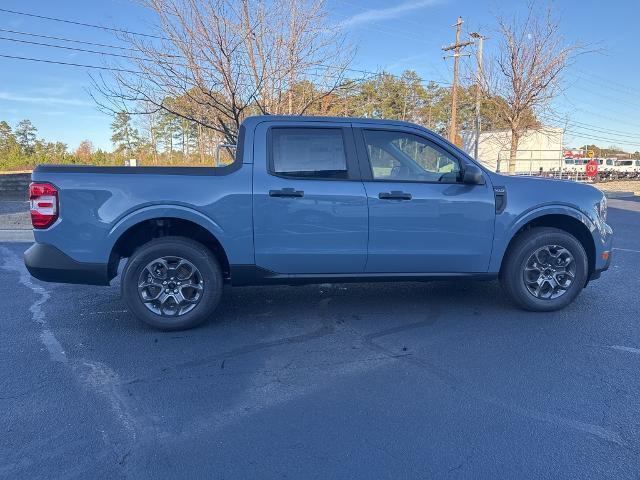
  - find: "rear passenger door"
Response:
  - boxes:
[253,121,368,274]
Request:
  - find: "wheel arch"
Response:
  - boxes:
[498,211,596,280]
[107,207,231,282]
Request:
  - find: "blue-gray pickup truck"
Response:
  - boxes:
[25,116,613,330]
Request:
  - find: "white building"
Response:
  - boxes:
[462,127,564,174]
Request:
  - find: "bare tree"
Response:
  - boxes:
[482,3,582,174]
[92,0,352,146]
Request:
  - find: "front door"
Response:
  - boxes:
[253,122,368,274]
[356,127,495,273]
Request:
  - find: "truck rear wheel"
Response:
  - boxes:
[500,227,588,311]
[121,236,223,330]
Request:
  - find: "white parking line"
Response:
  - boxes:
[608,345,640,355]
[0,246,66,363]
[613,247,640,253]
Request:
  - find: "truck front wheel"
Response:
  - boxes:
[121,236,223,330]
[500,227,588,311]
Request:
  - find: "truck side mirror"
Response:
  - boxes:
[462,164,485,185]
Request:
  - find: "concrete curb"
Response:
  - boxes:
[0,230,34,243]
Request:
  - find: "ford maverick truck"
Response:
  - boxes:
[24,116,613,330]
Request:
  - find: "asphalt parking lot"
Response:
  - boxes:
[1,197,640,479]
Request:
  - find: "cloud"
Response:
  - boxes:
[384,53,431,70]
[0,92,93,107]
[339,0,440,28]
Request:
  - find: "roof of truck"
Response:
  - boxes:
[241,115,427,130]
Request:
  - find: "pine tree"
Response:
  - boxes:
[0,120,13,147]
[14,119,37,154]
[110,112,139,157]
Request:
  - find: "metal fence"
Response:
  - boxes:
[485,150,640,183]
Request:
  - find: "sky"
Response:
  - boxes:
[0,0,639,152]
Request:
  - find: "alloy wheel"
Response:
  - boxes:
[137,256,204,316]
[523,245,576,300]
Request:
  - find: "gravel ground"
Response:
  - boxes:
[0,201,28,215]
[0,213,31,229]
[593,180,640,195]
[0,202,30,230]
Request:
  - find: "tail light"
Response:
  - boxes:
[29,182,59,229]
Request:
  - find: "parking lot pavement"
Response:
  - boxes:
[1,199,639,479]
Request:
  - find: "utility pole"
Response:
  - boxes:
[442,17,473,145]
[470,32,486,160]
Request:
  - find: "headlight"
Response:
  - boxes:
[595,196,607,222]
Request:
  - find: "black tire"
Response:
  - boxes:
[121,236,223,330]
[500,227,588,312]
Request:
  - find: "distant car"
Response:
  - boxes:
[24,116,613,330]
[561,157,588,174]
[614,160,635,176]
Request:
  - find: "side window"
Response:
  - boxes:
[564,159,574,165]
[270,128,348,179]
[363,130,461,183]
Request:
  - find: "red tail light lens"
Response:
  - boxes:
[29,182,59,229]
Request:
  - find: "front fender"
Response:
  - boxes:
[488,203,596,273]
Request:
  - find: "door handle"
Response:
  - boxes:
[269,187,304,198]
[378,191,412,200]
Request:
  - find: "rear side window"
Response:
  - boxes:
[270,128,348,179]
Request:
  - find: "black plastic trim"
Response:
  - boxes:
[24,243,110,285]
[494,186,507,214]
[230,265,497,286]
[589,251,611,281]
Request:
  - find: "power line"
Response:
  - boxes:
[559,93,640,127]
[0,50,385,90]
[572,66,640,95]
[0,6,429,53]
[0,8,451,87]
[570,83,640,111]
[542,111,640,138]
[555,124,640,148]
[3,38,637,143]
[0,27,138,52]
[0,53,140,73]
[0,32,451,88]
[0,35,142,61]
[0,7,167,40]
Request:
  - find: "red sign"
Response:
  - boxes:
[586,159,598,177]
[563,149,584,159]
